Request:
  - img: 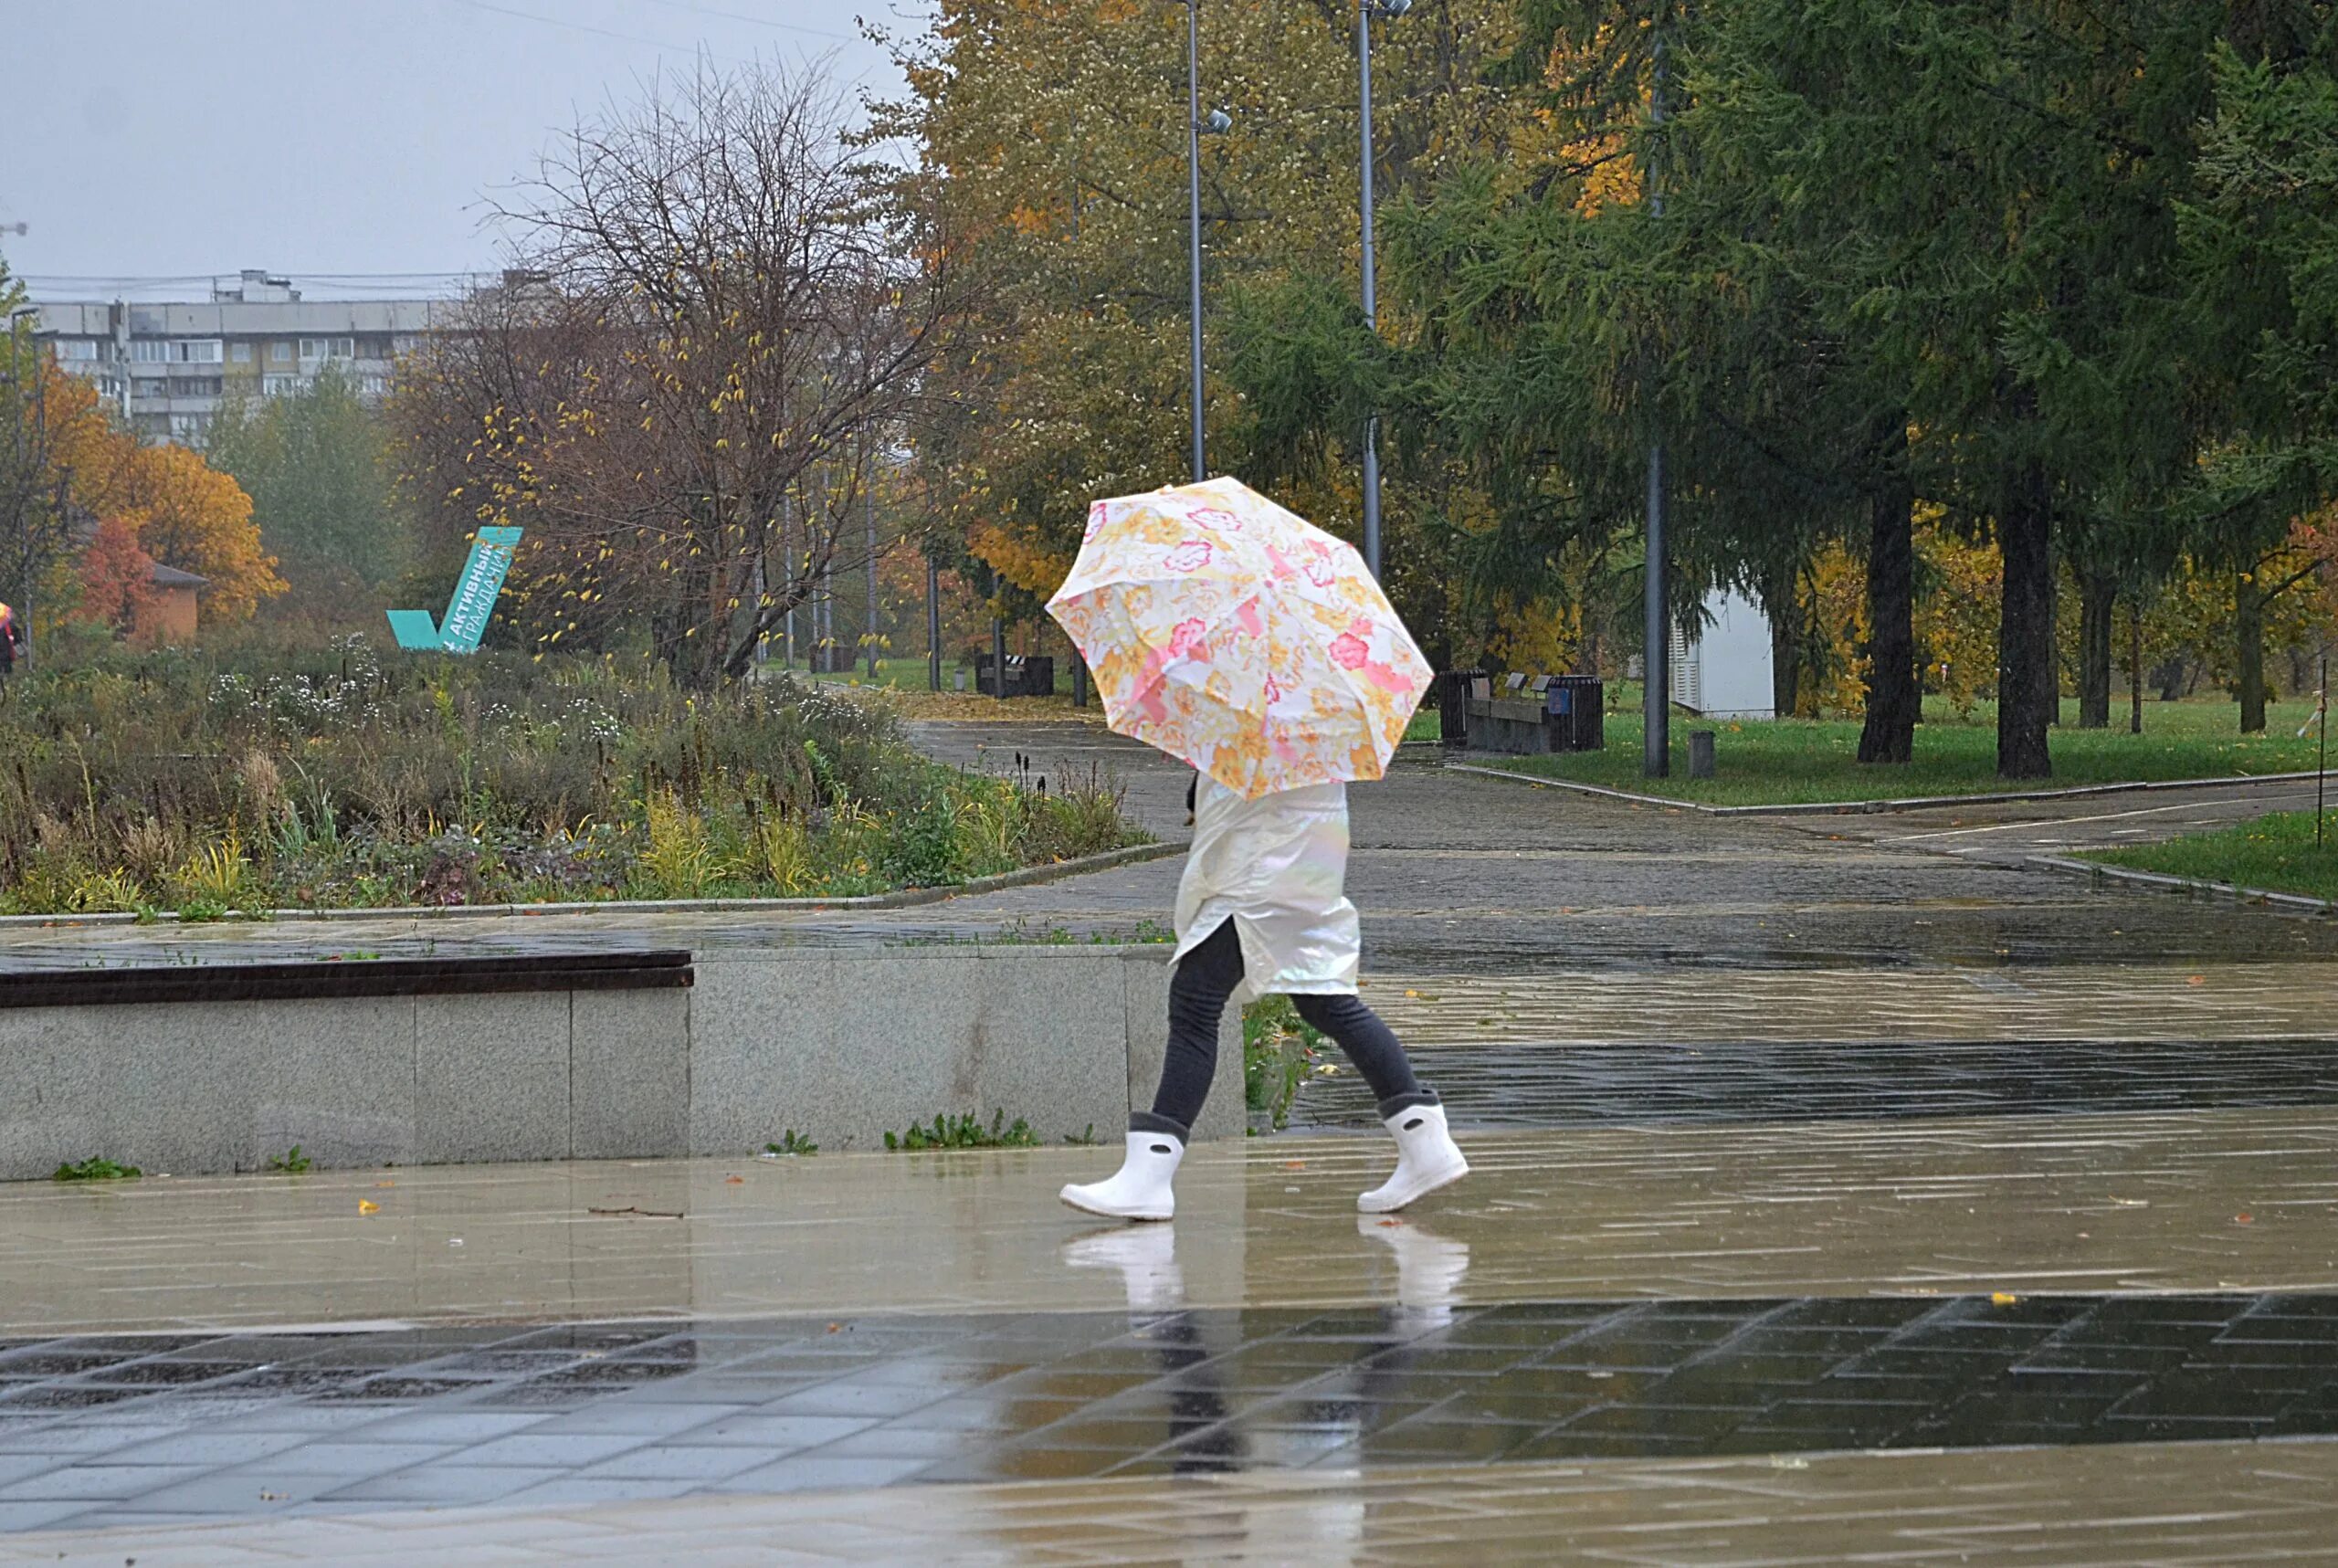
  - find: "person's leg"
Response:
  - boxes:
[1291,992,1468,1213]
[1290,993,1427,1109]
[1060,921,1245,1221]
[1143,920,1245,1137]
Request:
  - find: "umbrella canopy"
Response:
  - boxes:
[1046,477,1432,799]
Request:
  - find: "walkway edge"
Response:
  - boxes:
[0,840,1181,931]
[2030,852,2338,918]
[1447,759,2328,817]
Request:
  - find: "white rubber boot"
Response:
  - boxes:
[1357,1101,1468,1214]
[1060,1130,1184,1221]
[1063,1225,1185,1312]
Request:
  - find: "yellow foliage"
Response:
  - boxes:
[1792,508,2000,718]
[1484,592,1582,674]
[971,523,1073,600]
[1913,521,2002,713]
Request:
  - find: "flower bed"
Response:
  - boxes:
[0,641,1142,917]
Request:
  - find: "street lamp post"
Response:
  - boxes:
[1357,0,1407,581]
[1185,1,1229,485]
[1641,23,1670,778]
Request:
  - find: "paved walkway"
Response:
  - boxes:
[1804,774,2333,865]
[7,722,2338,1561]
[5,1439,2334,1566]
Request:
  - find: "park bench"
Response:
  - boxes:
[1438,669,1605,755]
[975,652,1056,698]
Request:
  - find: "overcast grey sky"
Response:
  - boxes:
[8,1,917,299]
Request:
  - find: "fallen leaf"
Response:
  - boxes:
[1990,1291,2019,1305]
[2188,974,2207,985]
[1283,1161,1307,1170]
[724,1174,744,1184]
[2237,1213,2254,1225]
[374,1180,395,1189]
[357,1200,379,1215]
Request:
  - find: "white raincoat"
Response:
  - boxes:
[1173,774,1361,999]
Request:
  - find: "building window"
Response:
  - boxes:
[229,342,253,363]
[299,336,354,362]
[172,340,224,363]
[269,341,293,363]
[130,339,169,363]
[133,413,170,437]
[262,374,306,398]
[360,374,391,398]
[169,413,211,442]
[52,339,100,362]
[167,376,225,397]
[392,334,426,357]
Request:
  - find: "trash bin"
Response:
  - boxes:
[1543,675,1605,752]
[1438,669,1486,746]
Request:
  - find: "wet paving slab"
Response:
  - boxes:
[8,1111,2338,1335]
[5,1436,2337,1566]
[1290,1036,2338,1131]
[4,1292,2338,1532]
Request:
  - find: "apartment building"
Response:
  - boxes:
[32,269,458,446]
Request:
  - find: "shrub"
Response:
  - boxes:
[0,642,1143,915]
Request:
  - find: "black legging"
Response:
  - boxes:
[1135,920,1435,1138]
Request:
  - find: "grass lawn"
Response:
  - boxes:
[2090,808,2338,902]
[1483,693,2332,806]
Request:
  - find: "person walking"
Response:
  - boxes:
[0,602,21,683]
[1047,477,1468,1223]
[1059,769,1466,1220]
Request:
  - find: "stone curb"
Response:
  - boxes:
[2030,853,2338,918]
[1447,759,2329,818]
[0,840,1182,931]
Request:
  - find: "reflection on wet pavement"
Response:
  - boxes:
[12,1110,2338,1338]
[8,1285,2338,1531]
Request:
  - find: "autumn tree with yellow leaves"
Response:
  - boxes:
[875,0,1530,660]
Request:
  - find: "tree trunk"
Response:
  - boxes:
[1764,563,1802,718]
[1857,412,1917,764]
[2237,572,2268,732]
[1996,464,2055,779]
[2077,569,2114,728]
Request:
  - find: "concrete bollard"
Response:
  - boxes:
[1689,729,1716,779]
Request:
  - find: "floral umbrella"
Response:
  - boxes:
[1045,477,1432,799]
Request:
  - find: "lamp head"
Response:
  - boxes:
[1201,108,1232,134]
[1369,0,1412,16]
